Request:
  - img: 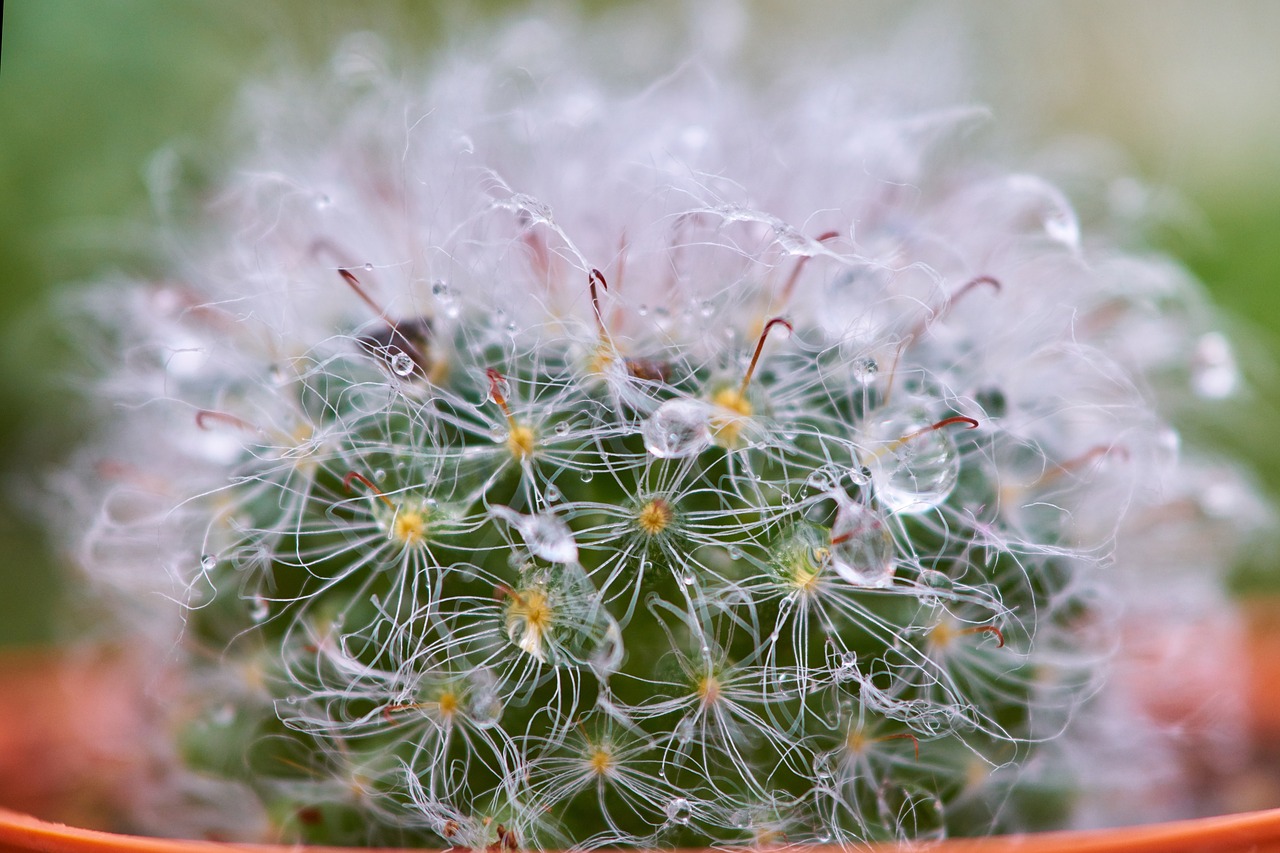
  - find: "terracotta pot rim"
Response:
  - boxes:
[5,804,1280,853]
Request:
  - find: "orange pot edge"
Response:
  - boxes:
[5,601,1280,853]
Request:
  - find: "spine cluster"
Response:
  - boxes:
[61,31,1262,849]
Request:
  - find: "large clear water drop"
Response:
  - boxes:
[492,506,579,563]
[862,407,962,514]
[829,498,897,587]
[665,796,693,825]
[642,398,712,459]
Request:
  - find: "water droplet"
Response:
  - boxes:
[699,300,714,318]
[492,506,578,563]
[676,718,695,744]
[681,572,695,586]
[505,322,517,336]
[852,356,878,385]
[250,594,269,622]
[665,796,692,825]
[918,569,952,592]
[1044,212,1080,247]
[507,193,552,224]
[362,262,374,272]
[374,469,387,482]
[591,623,625,676]
[1008,174,1080,249]
[467,692,502,728]
[807,471,830,491]
[431,283,460,319]
[862,407,961,514]
[828,499,896,587]
[642,399,711,459]
[580,470,594,483]
[554,421,570,435]
[727,545,742,561]
[1191,331,1239,399]
[390,352,415,376]
[314,193,332,210]
[850,466,872,486]
[545,484,561,502]
[200,554,217,571]
[489,376,511,403]
[637,304,649,317]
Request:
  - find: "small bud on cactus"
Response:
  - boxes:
[54,22,1266,850]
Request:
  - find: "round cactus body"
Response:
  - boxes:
[59,26,1264,849]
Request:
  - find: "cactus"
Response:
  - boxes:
[58,25,1265,850]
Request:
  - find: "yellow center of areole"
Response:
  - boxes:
[588,343,616,377]
[506,423,537,460]
[697,675,721,707]
[636,498,674,536]
[709,387,753,448]
[589,747,615,776]
[846,728,869,755]
[392,509,427,546]
[435,691,460,718]
[928,618,957,650]
[506,589,553,661]
[792,549,826,594]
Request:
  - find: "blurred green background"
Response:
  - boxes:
[2,0,1278,646]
